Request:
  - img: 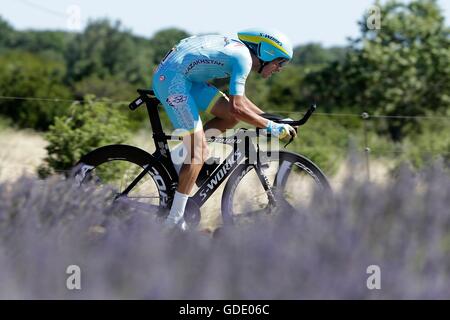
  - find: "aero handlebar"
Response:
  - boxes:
[275,104,317,126]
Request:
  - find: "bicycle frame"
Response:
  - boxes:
[128,89,278,209]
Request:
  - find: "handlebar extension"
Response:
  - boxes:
[276,104,317,126]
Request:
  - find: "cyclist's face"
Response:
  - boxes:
[261,58,287,78]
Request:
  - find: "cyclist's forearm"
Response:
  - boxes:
[237,110,268,128]
[230,96,268,128]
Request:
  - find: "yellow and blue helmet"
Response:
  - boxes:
[237,28,293,62]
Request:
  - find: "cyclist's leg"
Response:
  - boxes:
[153,70,210,188]
[153,71,209,227]
[191,82,238,136]
[153,70,199,137]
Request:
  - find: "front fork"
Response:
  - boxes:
[253,146,278,209]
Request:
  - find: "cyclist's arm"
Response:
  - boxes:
[229,95,269,128]
[228,46,268,128]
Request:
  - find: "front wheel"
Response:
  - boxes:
[221,151,331,225]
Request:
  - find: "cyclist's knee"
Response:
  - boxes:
[194,140,209,164]
[188,144,208,165]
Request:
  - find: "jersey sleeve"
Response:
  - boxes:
[229,44,252,96]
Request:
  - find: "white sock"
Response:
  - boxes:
[166,191,189,225]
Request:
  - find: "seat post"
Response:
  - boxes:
[145,98,164,135]
[141,94,170,158]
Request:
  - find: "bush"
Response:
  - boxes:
[285,113,365,175]
[39,95,131,177]
[0,51,73,130]
[0,116,12,131]
[398,116,450,169]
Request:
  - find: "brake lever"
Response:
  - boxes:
[283,137,294,148]
[283,127,298,148]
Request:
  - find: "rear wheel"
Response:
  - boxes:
[72,145,174,217]
[221,151,331,225]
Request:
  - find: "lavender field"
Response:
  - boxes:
[0,160,449,299]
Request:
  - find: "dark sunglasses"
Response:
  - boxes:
[277,59,289,67]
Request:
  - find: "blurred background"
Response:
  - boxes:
[0,0,449,183]
[1,0,450,300]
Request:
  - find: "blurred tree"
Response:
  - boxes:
[306,0,450,140]
[73,75,135,101]
[266,65,305,111]
[292,43,347,66]
[0,51,72,130]
[66,19,153,86]
[73,75,148,130]
[328,46,348,64]
[0,16,15,49]
[244,72,271,108]
[1,16,72,63]
[13,31,73,62]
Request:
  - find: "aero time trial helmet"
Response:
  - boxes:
[237,28,293,64]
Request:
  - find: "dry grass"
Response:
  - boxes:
[0,128,48,183]
[0,127,393,231]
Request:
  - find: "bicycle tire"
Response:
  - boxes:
[221,150,331,225]
[71,144,175,215]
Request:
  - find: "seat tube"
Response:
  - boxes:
[145,100,170,158]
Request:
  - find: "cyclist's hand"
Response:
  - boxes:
[266,120,297,140]
[281,118,298,139]
[279,123,297,140]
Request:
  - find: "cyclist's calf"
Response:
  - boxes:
[182,129,210,166]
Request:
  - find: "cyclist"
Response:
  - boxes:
[152,28,297,230]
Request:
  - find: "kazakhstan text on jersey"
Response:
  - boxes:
[155,34,253,96]
[152,34,253,134]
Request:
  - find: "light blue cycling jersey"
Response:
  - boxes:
[155,34,252,96]
[152,34,253,134]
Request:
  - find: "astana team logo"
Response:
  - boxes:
[166,95,188,107]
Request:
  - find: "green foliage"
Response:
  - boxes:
[292,43,347,66]
[72,75,149,130]
[306,0,450,140]
[266,65,306,112]
[286,114,366,175]
[13,31,73,62]
[1,3,449,175]
[397,115,450,169]
[0,51,72,130]
[246,75,271,107]
[73,75,136,101]
[39,96,131,176]
[66,20,153,86]
[0,16,15,49]
[0,16,73,63]
[0,18,192,136]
